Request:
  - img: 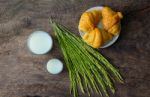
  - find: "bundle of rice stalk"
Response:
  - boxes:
[50,19,123,97]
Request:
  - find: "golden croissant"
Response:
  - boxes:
[102,7,123,35]
[82,28,103,48]
[79,10,101,33]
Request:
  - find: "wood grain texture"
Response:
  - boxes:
[0,0,150,97]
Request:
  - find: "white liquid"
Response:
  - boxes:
[47,59,63,74]
[28,31,53,54]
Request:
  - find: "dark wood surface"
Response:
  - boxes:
[0,0,150,97]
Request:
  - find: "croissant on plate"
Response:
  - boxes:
[78,10,101,33]
[102,7,123,35]
[82,28,103,48]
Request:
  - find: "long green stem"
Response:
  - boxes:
[50,20,124,97]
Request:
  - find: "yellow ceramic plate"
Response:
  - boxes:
[79,6,120,48]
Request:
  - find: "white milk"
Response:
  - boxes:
[46,59,63,74]
[28,31,53,54]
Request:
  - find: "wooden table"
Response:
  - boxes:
[0,0,149,97]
